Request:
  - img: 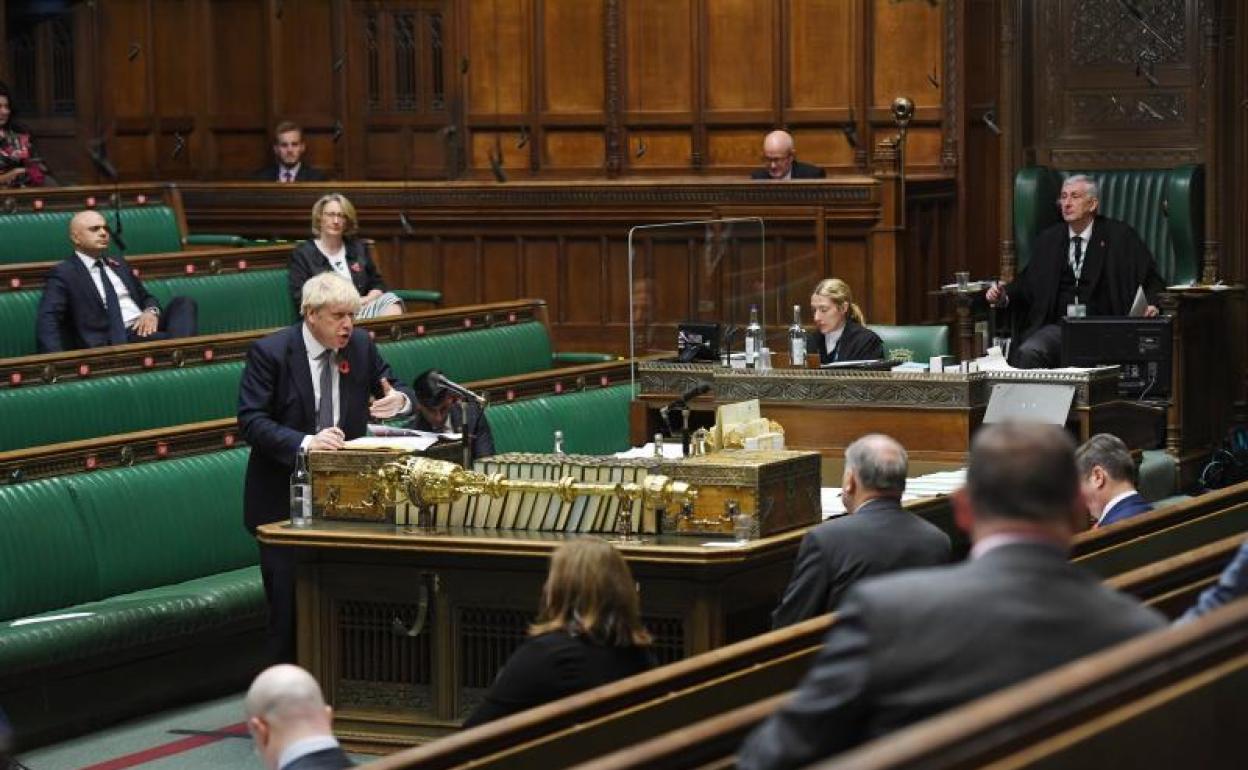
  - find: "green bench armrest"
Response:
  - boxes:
[552,352,617,364]
[184,234,251,248]
[392,288,443,305]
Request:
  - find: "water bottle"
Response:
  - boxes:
[553,429,565,455]
[744,305,763,368]
[290,449,312,528]
[788,304,806,366]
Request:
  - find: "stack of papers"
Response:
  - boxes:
[821,467,966,520]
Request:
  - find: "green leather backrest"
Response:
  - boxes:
[0,270,292,358]
[0,362,245,452]
[0,289,43,358]
[0,478,98,621]
[1013,165,1203,284]
[870,324,950,363]
[485,385,635,455]
[146,269,295,334]
[378,322,554,383]
[0,206,184,265]
[0,324,555,452]
[68,449,255,598]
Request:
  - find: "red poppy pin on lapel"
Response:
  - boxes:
[350,262,362,273]
[338,359,351,375]
[107,258,121,268]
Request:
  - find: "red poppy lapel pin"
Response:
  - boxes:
[338,358,351,375]
[107,258,121,268]
[350,262,362,273]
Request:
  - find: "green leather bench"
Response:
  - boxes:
[0,448,267,747]
[1014,165,1203,284]
[485,384,635,455]
[1,268,446,359]
[0,321,580,452]
[0,205,248,265]
[871,324,951,363]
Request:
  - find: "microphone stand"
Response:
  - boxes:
[460,399,476,470]
[680,405,692,457]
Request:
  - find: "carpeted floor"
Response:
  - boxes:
[14,693,370,770]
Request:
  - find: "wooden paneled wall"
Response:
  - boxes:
[176,176,959,353]
[5,0,959,183]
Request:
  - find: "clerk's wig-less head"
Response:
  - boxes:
[812,278,866,325]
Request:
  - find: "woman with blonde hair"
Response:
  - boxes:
[288,193,404,318]
[463,538,654,726]
[809,278,883,364]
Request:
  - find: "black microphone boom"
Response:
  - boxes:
[433,373,486,405]
[87,139,127,253]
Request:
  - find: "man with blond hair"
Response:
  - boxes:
[245,664,352,770]
[239,272,414,662]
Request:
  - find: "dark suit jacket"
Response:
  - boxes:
[750,160,827,180]
[1097,491,1153,528]
[284,746,354,770]
[1004,216,1165,351]
[288,239,386,310]
[808,319,884,364]
[252,163,328,182]
[35,254,162,352]
[237,323,415,532]
[737,543,1166,769]
[771,498,951,628]
[462,631,653,728]
[1179,537,1248,623]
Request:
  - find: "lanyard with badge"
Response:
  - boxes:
[1066,234,1087,318]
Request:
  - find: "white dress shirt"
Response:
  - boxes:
[302,323,342,432]
[1067,221,1094,281]
[277,735,342,770]
[76,251,143,325]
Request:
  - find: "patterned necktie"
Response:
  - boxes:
[1070,236,1084,281]
[95,259,129,345]
[282,170,293,183]
[316,349,336,431]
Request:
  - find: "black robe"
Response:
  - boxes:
[808,319,884,364]
[1005,216,1165,351]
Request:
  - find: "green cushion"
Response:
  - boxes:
[0,566,262,676]
[0,362,244,452]
[146,270,295,334]
[0,478,97,621]
[0,288,43,358]
[871,324,950,363]
[1013,165,1203,284]
[486,385,635,455]
[379,322,554,384]
[0,324,556,452]
[67,449,256,597]
[0,206,184,265]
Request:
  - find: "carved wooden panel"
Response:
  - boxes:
[1029,0,1206,167]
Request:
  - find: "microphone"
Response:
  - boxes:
[667,382,711,411]
[430,372,486,405]
[87,139,127,252]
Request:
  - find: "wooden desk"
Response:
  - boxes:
[256,522,805,752]
[631,362,1156,462]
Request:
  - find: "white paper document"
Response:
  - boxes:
[1128,286,1149,317]
[346,433,445,452]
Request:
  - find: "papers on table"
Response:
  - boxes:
[614,442,686,459]
[347,433,448,452]
[821,467,967,520]
[1128,286,1149,317]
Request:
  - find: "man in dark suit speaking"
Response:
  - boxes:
[770,434,950,628]
[750,130,826,180]
[35,209,198,352]
[736,422,1166,770]
[985,174,1165,368]
[239,271,414,662]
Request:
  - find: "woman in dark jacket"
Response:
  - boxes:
[463,538,655,727]
[288,193,403,318]
[808,277,884,364]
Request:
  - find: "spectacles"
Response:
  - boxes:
[322,211,348,220]
[763,154,792,164]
